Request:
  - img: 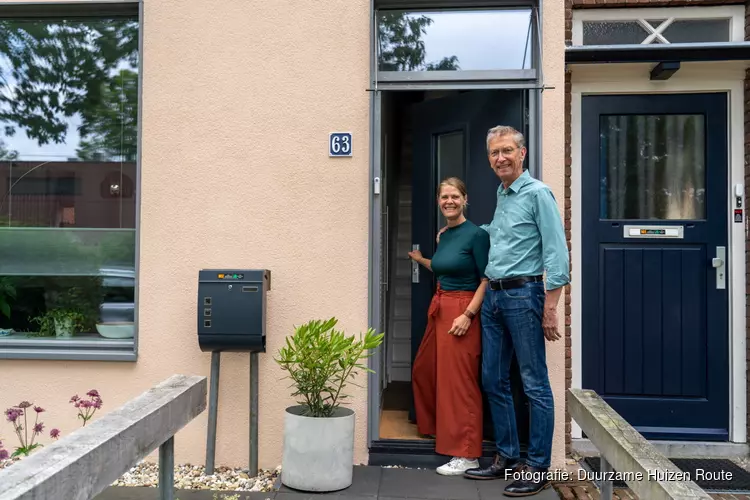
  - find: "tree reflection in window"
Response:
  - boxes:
[378,12,460,71]
[600,114,706,220]
[0,18,138,161]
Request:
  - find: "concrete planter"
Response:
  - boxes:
[281,405,355,492]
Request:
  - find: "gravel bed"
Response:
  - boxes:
[112,462,281,491]
[1,458,280,492]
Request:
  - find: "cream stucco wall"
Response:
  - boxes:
[1,0,372,470]
[540,0,568,471]
[1,0,569,472]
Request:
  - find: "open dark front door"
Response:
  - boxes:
[409,89,529,444]
[581,93,729,441]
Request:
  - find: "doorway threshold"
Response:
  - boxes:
[572,438,749,459]
[368,439,527,468]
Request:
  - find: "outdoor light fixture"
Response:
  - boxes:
[650,61,680,81]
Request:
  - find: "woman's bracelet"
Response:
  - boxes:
[463,309,475,320]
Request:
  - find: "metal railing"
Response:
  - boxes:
[568,388,712,500]
[0,374,207,500]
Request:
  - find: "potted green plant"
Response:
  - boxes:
[30,308,85,338]
[275,317,383,492]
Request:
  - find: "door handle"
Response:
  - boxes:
[411,244,420,284]
[714,246,726,290]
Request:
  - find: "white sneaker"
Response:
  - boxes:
[436,457,480,476]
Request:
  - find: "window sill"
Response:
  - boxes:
[0,332,136,361]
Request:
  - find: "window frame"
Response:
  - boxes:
[0,0,142,362]
[374,3,542,86]
[572,5,746,46]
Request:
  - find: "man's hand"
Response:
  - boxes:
[542,287,563,341]
[448,314,471,336]
[542,306,561,341]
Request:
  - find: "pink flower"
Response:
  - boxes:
[34,406,44,413]
[33,423,44,434]
[0,449,8,460]
[5,408,21,422]
[71,390,104,427]
[50,428,60,439]
[17,401,31,409]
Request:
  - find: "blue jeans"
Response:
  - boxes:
[481,281,554,468]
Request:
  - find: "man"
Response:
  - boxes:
[463,125,569,497]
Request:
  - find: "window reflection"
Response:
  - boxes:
[600,114,706,220]
[582,18,731,45]
[377,9,533,72]
[0,16,138,341]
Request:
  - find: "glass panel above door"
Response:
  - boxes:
[660,19,730,43]
[376,8,536,81]
[581,18,732,45]
[582,21,648,45]
[599,114,706,220]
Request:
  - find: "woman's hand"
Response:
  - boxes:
[448,314,471,336]
[408,249,423,262]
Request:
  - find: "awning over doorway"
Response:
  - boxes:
[566,42,750,64]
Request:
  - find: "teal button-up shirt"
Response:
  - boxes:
[480,170,570,290]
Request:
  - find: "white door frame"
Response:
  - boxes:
[570,61,747,443]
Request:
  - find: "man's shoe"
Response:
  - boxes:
[463,453,520,480]
[503,465,551,497]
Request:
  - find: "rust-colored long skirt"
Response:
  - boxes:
[412,286,483,458]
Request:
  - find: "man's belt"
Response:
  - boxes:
[488,275,543,290]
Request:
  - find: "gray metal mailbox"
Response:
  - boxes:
[197,269,270,352]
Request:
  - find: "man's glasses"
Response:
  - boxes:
[489,147,517,159]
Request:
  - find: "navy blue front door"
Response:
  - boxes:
[581,93,729,441]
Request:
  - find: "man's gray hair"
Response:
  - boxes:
[486,125,525,151]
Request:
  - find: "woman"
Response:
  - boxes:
[408,177,490,476]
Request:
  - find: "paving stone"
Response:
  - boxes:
[275,494,373,500]
[573,485,591,499]
[557,485,577,500]
[94,486,273,500]
[587,485,601,500]
[614,488,635,499]
[378,468,480,500]
[276,466,380,498]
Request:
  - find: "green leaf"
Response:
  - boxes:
[274,317,384,417]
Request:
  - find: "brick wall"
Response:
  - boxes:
[563,0,749,456]
[564,70,572,456]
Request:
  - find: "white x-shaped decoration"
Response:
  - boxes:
[637,18,676,44]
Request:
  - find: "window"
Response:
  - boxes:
[572,6,745,46]
[435,130,465,230]
[375,6,540,84]
[599,114,705,220]
[0,4,140,361]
